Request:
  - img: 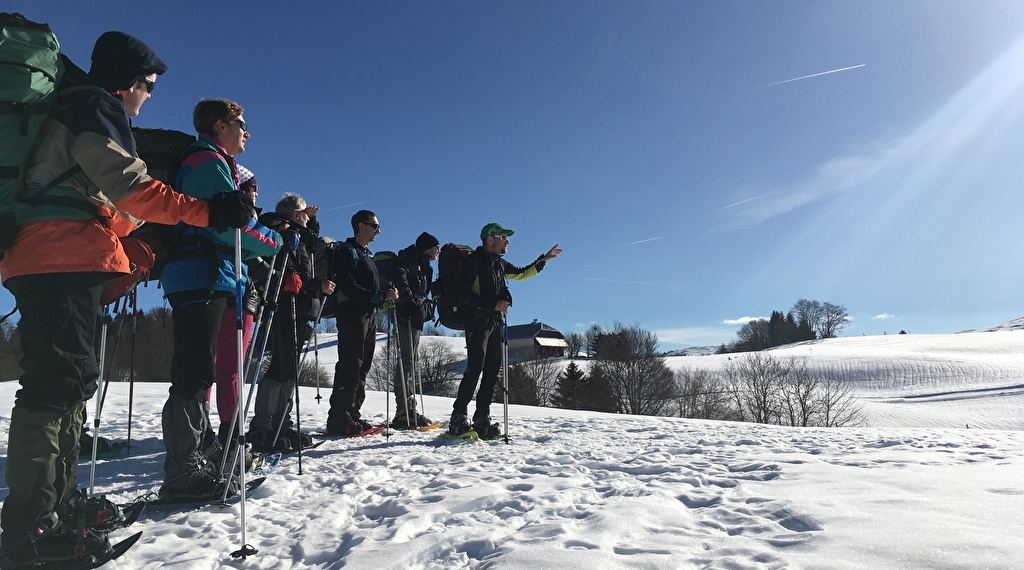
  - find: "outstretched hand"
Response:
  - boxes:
[543,244,562,261]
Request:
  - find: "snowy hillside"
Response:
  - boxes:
[410,329,1024,430]
[0,330,1022,568]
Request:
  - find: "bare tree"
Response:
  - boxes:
[817,370,863,427]
[819,302,849,339]
[520,357,561,406]
[779,360,819,427]
[736,319,771,351]
[725,352,790,424]
[592,323,677,416]
[790,299,824,340]
[564,332,584,360]
[365,350,393,392]
[675,367,732,420]
[417,338,462,397]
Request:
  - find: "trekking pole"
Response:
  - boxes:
[242,254,277,388]
[312,302,326,404]
[126,288,138,455]
[96,297,128,420]
[383,308,392,440]
[392,308,412,429]
[229,229,257,559]
[221,252,288,485]
[408,320,426,422]
[291,295,303,475]
[502,315,510,445]
[88,304,113,498]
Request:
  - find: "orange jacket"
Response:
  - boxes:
[0,87,210,282]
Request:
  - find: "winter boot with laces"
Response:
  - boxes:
[448,413,473,436]
[281,426,313,449]
[473,415,502,440]
[158,460,240,501]
[0,512,111,568]
[54,488,124,532]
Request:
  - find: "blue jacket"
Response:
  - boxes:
[159,135,280,297]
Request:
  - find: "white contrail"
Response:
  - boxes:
[583,277,655,286]
[714,192,775,212]
[619,237,660,247]
[321,201,365,212]
[764,64,866,87]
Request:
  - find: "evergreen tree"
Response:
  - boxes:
[552,361,587,409]
[507,363,541,406]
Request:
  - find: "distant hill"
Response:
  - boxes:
[662,345,718,357]
[964,316,1024,332]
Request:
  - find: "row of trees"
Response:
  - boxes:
[505,323,862,427]
[721,299,849,353]
[0,306,862,428]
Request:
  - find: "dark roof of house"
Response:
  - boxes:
[507,321,564,340]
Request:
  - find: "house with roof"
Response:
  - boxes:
[506,320,568,362]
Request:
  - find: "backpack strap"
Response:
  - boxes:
[0,101,52,142]
[18,164,97,218]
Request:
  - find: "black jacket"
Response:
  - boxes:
[457,247,546,323]
[391,245,434,327]
[332,237,381,312]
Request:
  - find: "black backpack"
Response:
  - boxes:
[430,243,474,331]
[309,236,340,319]
[372,250,398,292]
[128,127,196,281]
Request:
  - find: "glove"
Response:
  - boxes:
[285,232,300,252]
[283,273,303,295]
[206,191,255,232]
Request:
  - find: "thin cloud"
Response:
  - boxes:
[619,237,660,247]
[322,201,365,212]
[583,277,655,286]
[873,313,895,320]
[714,192,776,213]
[763,64,866,87]
[723,316,766,325]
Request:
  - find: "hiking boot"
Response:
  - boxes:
[393,412,435,429]
[473,416,502,440]
[248,430,293,454]
[54,488,123,532]
[281,427,313,449]
[0,512,111,567]
[390,412,417,430]
[80,432,112,456]
[325,419,371,436]
[159,461,239,501]
[448,414,473,436]
[210,442,264,473]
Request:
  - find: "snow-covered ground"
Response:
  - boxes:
[0,330,1023,568]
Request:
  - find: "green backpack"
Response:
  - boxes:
[0,13,85,256]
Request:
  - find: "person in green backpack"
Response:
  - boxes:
[0,28,255,567]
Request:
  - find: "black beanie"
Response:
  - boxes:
[89,31,167,92]
[415,232,440,252]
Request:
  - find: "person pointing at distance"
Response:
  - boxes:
[448,223,561,439]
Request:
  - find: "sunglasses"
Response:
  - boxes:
[363,221,380,230]
[233,118,247,132]
[138,78,155,93]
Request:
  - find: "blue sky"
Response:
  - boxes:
[10,1,1024,348]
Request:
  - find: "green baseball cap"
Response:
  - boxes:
[480,222,515,240]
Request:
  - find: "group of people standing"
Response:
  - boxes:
[0,27,559,569]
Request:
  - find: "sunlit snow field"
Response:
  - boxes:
[1,329,1022,569]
